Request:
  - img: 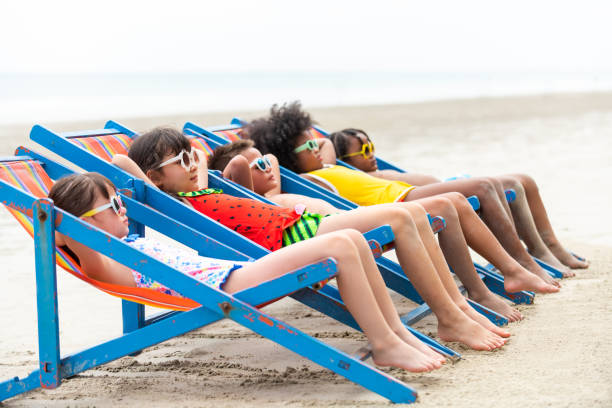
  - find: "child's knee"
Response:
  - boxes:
[385,206,419,235]
[326,230,360,253]
[474,178,497,198]
[515,173,538,193]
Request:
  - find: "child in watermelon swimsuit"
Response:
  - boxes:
[49,172,446,372]
[111,126,512,352]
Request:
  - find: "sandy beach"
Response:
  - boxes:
[1,92,611,407]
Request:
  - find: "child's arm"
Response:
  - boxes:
[112,154,158,186]
[370,169,441,186]
[193,148,209,189]
[222,155,254,191]
[316,138,338,165]
[63,234,136,287]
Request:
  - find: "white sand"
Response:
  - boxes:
[1,92,611,407]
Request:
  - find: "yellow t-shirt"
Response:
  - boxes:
[307,165,415,206]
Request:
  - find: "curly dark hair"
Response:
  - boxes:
[248,101,313,173]
[208,139,254,171]
[128,127,191,174]
[328,128,371,158]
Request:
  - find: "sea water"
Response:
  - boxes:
[2,71,612,125]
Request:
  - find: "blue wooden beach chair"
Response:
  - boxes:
[302,122,567,279]
[231,117,566,279]
[183,121,535,308]
[28,123,462,359]
[0,152,428,403]
[79,120,514,327]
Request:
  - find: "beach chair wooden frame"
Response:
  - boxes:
[28,124,460,359]
[0,153,426,403]
[183,121,535,309]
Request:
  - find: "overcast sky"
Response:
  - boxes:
[1,0,611,74]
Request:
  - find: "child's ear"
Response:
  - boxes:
[146,169,164,188]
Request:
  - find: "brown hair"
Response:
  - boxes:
[208,139,255,171]
[128,126,191,174]
[48,173,115,217]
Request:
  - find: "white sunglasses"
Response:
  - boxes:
[156,149,200,170]
[249,156,272,172]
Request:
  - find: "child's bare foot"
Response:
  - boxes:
[371,341,443,372]
[437,315,507,351]
[504,266,560,294]
[469,292,523,322]
[529,248,573,277]
[546,242,589,270]
[394,328,447,364]
[519,259,561,287]
[458,302,511,338]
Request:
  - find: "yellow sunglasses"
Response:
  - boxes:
[340,142,375,159]
[80,195,124,218]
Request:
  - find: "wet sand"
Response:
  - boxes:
[1,92,611,407]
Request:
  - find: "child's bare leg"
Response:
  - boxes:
[496,175,574,277]
[488,177,514,220]
[405,178,557,283]
[408,195,525,322]
[223,231,441,372]
[316,205,506,350]
[368,169,442,185]
[503,173,588,270]
[395,201,511,337]
[268,193,340,216]
[338,229,446,364]
[419,192,560,293]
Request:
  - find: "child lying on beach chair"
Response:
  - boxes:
[0,155,418,403]
[50,172,447,371]
[111,126,510,350]
[246,101,570,286]
[208,139,555,320]
[329,127,589,273]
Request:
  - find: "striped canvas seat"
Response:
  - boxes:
[187,136,214,158]
[69,133,214,162]
[308,127,327,139]
[0,159,200,311]
[212,128,243,142]
[212,126,324,142]
[70,133,132,161]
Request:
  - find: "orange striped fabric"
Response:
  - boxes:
[212,129,243,142]
[212,126,324,142]
[71,133,132,161]
[308,127,327,139]
[0,159,200,311]
[189,137,214,158]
